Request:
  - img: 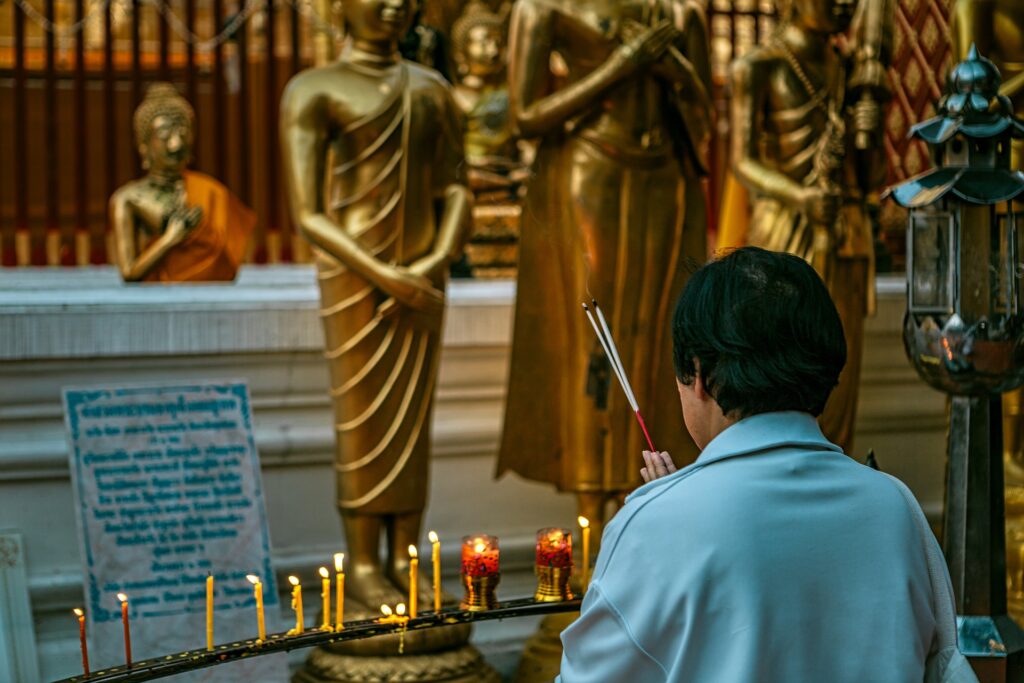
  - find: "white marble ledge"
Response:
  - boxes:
[0,266,516,360]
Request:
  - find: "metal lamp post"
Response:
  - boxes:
[888,45,1024,681]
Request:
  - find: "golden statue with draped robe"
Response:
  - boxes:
[110,83,255,282]
[498,0,712,535]
[727,0,892,455]
[280,0,471,611]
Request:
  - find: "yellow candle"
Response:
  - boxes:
[247,574,266,642]
[578,516,591,593]
[117,593,132,668]
[334,553,345,629]
[408,544,419,618]
[206,574,214,650]
[319,567,331,630]
[429,531,441,612]
[289,575,304,634]
[73,608,89,677]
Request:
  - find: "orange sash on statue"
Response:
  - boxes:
[144,171,256,282]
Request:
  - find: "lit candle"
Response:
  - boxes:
[429,531,441,612]
[408,545,419,618]
[396,602,406,617]
[246,574,266,642]
[334,553,345,629]
[536,527,573,568]
[380,604,393,621]
[117,593,132,668]
[206,574,214,651]
[461,535,500,577]
[578,516,591,592]
[73,608,89,677]
[289,575,304,634]
[319,567,331,630]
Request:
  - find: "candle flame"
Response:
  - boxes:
[73,608,83,617]
[288,575,300,587]
[319,566,329,579]
[474,542,486,553]
[117,593,128,603]
[428,530,439,544]
[380,605,393,616]
[334,553,344,572]
[246,574,260,585]
[578,516,590,528]
[408,544,418,558]
[396,603,406,616]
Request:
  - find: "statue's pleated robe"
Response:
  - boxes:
[315,62,462,514]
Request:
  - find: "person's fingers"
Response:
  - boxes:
[660,451,677,474]
[642,450,653,476]
[651,451,669,478]
[640,466,650,483]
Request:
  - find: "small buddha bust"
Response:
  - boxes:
[110,83,255,282]
[450,5,526,192]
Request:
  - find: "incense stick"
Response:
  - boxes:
[582,302,657,451]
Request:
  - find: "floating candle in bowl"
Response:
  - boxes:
[460,535,500,611]
[461,535,500,577]
[534,528,574,602]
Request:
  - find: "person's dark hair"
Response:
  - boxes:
[672,247,846,418]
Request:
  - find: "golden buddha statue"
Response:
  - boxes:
[498,0,712,536]
[450,4,526,192]
[728,0,892,455]
[110,83,254,282]
[951,0,1024,621]
[281,0,471,617]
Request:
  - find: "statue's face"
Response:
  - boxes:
[464,25,504,77]
[344,0,415,43]
[792,0,855,33]
[144,113,192,174]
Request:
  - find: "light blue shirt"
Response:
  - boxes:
[557,412,939,682]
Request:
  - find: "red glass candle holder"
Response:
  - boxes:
[461,535,500,610]
[535,527,573,602]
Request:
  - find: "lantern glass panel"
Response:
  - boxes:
[909,210,954,314]
[993,210,1020,315]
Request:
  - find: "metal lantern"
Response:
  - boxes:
[887,45,1024,678]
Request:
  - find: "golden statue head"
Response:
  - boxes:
[133,82,195,173]
[777,0,855,33]
[452,6,505,79]
[343,0,416,45]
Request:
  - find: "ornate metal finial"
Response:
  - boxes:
[944,43,1005,118]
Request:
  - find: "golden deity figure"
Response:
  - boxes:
[727,0,892,455]
[498,0,713,535]
[110,83,255,283]
[281,0,471,624]
[952,0,1024,620]
[450,4,526,192]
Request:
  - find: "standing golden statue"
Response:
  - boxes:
[110,83,255,282]
[281,1,493,680]
[951,0,1024,622]
[499,0,712,540]
[451,4,525,192]
[728,0,892,455]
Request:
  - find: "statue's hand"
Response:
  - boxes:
[622,19,683,83]
[799,186,841,226]
[390,267,445,318]
[610,20,676,80]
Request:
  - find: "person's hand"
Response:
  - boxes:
[609,20,677,80]
[799,186,841,226]
[640,450,677,483]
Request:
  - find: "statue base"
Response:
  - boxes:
[512,611,578,683]
[294,643,500,683]
[294,601,500,683]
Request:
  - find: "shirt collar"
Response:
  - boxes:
[626,411,842,503]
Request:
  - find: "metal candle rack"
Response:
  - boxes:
[52,597,582,683]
